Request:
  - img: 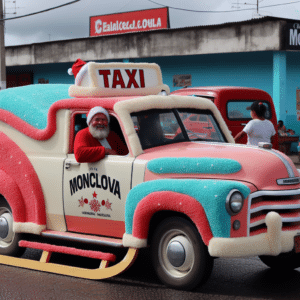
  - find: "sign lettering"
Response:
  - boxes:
[90,8,169,37]
[98,69,145,89]
[286,23,300,50]
[70,173,121,199]
[112,70,125,88]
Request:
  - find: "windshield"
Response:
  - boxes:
[131,108,226,150]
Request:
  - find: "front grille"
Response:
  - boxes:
[248,190,300,236]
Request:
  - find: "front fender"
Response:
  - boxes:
[123,179,250,248]
[130,191,213,245]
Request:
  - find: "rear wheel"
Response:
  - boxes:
[151,217,213,290]
[0,198,25,257]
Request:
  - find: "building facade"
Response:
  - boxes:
[5,16,300,142]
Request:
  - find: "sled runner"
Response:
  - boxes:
[0,240,138,279]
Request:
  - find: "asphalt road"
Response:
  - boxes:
[0,248,300,300]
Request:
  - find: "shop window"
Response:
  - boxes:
[7,73,33,88]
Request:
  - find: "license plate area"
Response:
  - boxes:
[294,234,300,253]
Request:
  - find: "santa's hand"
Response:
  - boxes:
[105,148,117,155]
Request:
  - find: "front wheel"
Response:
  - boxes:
[0,198,25,257]
[151,217,213,290]
[259,252,300,271]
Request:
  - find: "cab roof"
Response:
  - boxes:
[0,84,139,130]
[171,86,272,102]
[172,86,265,93]
[0,84,72,129]
[0,62,170,130]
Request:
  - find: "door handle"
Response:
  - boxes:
[65,159,80,170]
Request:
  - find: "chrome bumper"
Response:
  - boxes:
[208,212,299,257]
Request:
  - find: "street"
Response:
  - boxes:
[0,248,300,300]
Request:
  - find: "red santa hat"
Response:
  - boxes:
[68,58,86,78]
[87,106,110,125]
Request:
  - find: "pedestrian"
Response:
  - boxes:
[277,120,287,135]
[234,101,276,146]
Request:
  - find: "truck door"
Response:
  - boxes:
[63,154,134,238]
[63,112,134,238]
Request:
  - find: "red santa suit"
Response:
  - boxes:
[74,127,128,163]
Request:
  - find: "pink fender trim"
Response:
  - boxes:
[0,98,120,141]
[0,170,26,222]
[0,133,46,225]
[132,191,213,245]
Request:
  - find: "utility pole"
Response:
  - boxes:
[0,0,6,90]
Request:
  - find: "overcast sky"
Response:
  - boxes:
[3,0,300,46]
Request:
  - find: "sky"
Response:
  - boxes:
[3,0,300,46]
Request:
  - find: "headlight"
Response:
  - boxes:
[226,189,244,215]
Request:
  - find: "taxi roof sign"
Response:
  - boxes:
[68,62,170,98]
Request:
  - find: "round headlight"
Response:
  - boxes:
[226,190,244,215]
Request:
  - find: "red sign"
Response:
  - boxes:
[90,8,169,37]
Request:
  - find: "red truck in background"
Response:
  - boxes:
[171,86,279,149]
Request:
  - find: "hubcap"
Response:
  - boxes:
[159,230,195,278]
[0,216,9,239]
[0,209,14,248]
[167,240,186,267]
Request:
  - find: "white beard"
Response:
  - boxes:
[89,124,109,140]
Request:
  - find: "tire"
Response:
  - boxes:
[151,216,213,290]
[259,252,300,271]
[0,198,25,257]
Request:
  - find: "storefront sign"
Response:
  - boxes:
[286,22,300,50]
[90,8,169,37]
[173,74,192,87]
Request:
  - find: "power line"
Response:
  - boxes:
[147,0,300,13]
[260,0,300,8]
[1,0,81,21]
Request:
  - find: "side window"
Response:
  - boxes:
[109,115,127,146]
[69,112,127,154]
[189,115,197,121]
[69,112,88,153]
[75,113,88,136]
[227,101,272,120]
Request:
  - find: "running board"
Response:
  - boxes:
[0,240,138,280]
[41,230,124,248]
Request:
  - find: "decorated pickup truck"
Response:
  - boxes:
[1,62,300,290]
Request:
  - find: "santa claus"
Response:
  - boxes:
[74,106,128,163]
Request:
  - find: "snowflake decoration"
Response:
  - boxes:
[90,199,101,213]
[104,199,112,210]
[78,197,85,207]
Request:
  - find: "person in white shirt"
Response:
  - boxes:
[234,101,276,146]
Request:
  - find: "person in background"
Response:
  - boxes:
[277,120,287,135]
[74,106,128,163]
[234,101,276,146]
